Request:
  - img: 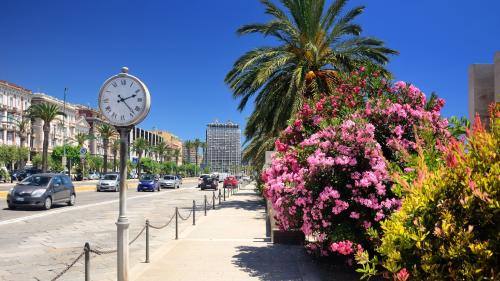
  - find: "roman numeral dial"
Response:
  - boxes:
[98,73,150,127]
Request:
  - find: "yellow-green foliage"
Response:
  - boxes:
[377,109,500,280]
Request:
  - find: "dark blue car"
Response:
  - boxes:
[137,174,160,192]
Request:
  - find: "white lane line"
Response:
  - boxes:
[0,185,197,226]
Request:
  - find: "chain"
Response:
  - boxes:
[89,247,117,255]
[177,209,192,220]
[149,212,176,229]
[50,250,85,281]
[129,224,147,245]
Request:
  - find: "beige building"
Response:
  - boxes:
[152,130,183,165]
[30,93,90,154]
[468,52,500,128]
[0,80,32,147]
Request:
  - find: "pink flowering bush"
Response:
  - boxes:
[263,66,451,260]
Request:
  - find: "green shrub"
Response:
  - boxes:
[366,107,499,280]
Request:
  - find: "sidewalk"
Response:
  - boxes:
[131,184,324,281]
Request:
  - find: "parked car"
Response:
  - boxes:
[137,174,160,192]
[96,173,120,192]
[15,169,42,181]
[158,175,180,189]
[200,175,218,190]
[223,175,238,189]
[6,173,76,210]
[198,174,210,188]
[88,172,100,180]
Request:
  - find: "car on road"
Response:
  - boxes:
[137,174,160,192]
[88,172,100,180]
[6,173,76,210]
[96,173,120,192]
[198,174,210,188]
[199,175,218,190]
[159,175,180,189]
[14,168,42,181]
[223,175,238,189]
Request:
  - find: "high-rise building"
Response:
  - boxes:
[205,121,241,174]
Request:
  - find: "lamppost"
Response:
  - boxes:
[62,87,68,176]
[98,67,151,281]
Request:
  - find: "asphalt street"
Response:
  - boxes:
[0,181,223,281]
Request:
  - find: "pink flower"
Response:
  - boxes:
[330,240,353,255]
[395,268,410,281]
[349,212,360,219]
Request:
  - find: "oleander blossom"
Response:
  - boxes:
[263,66,451,261]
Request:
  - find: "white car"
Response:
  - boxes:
[89,172,100,180]
[159,175,180,189]
[97,173,120,192]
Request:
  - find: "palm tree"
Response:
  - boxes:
[27,103,65,172]
[200,141,207,166]
[225,0,398,167]
[184,140,193,164]
[155,142,169,163]
[97,124,116,174]
[193,139,201,175]
[173,149,180,166]
[14,116,30,169]
[132,138,148,177]
[112,139,120,172]
[74,133,89,147]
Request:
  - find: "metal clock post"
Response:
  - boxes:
[98,67,151,281]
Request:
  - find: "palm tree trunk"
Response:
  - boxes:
[42,123,50,172]
[137,152,143,178]
[19,135,26,169]
[113,153,117,172]
[195,150,198,176]
[103,139,109,173]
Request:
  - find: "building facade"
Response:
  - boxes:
[152,130,183,165]
[129,127,164,161]
[30,93,90,155]
[468,52,500,128]
[205,121,241,174]
[0,80,32,147]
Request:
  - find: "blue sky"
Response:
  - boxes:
[1,0,499,142]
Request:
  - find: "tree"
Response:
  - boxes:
[87,155,103,173]
[200,141,207,166]
[225,0,398,167]
[193,138,201,175]
[112,139,120,172]
[74,132,89,147]
[27,103,65,172]
[97,124,116,174]
[132,138,148,177]
[140,157,160,174]
[173,149,180,166]
[14,116,30,169]
[51,145,80,172]
[184,140,193,164]
[155,142,169,163]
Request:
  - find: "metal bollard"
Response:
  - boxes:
[145,220,150,263]
[84,242,90,281]
[192,200,196,225]
[204,195,207,216]
[212,191,216,209]
[218,189,222,205]
[223,187,226,201]
[175,207,178,240]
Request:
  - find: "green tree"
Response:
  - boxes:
[155,142,169,163]
[184,140,193,164]
[140,157,160,174]
[160,161,177,175]
[97,124,116,174]
[51,145,80,170]
[74,132,89,147]
[132,138,148,177]
[193,138,201,175]
[200,141,207,166]
[14,116,30,169]
[225,0,398,166]
[173,148,180,166]
[112,138,120,172]
[27,103,65,172]
[87,155,103,173]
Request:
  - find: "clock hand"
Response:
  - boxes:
[117,95,135,114]
[118,94,137,102]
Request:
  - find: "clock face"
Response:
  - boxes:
[98,75,150,127]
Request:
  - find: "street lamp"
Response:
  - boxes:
[62,88,68,174]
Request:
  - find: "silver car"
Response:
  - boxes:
[97,173,120,192]
[159,175,180,189]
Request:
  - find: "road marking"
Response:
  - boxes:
[0,186,195,226]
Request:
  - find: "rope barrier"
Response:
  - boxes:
[149,212,176,229]
[177,209,193,221]
[50,250,85,281]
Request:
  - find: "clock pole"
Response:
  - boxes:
[116,125,132,281]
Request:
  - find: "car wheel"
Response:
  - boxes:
[67,194,76,206]
[97,188,101,192]
[7,203,15,210]
[43,197,52,210]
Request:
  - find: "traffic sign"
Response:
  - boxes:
[80,147,87,156]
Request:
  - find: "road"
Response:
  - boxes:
[0,181,223,281]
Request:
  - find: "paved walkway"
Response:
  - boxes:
[131,184,323,281]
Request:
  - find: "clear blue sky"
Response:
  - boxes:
[2,0,499,142]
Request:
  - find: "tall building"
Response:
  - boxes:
[129,127,164,161]
[205,121,241,174]
[468,52,500,128]
[0,80,32,147]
